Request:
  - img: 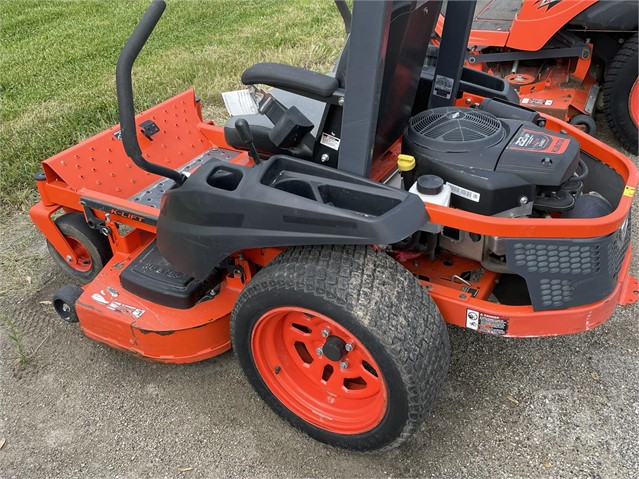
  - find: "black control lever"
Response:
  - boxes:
[234,118,261,165]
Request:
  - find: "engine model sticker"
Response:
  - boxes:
[447,182,480,202]
[507,128,568,155]
[521,98,553,106]
[466,309,508,336]
[320,132,341,151]
[433,74,454,99]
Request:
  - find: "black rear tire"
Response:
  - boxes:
[231,245,450,451]
[603,34,638,154]
[47,213,112,283]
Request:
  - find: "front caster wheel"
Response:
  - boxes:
[569,114,597,135]
[47,213,112,283]
[231,245,450,451]
[52,284,83,323]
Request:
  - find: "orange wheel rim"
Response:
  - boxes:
[251,307,388,434]
[66,237,92,272]
[629,78,639,128]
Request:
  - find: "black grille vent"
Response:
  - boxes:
[407,107,504,151]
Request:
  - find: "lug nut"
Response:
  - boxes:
[340,360,348,370]
[345,342,354,352]
[316,347,323,356]
[320,328,330,338]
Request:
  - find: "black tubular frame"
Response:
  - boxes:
[115,0,186,185]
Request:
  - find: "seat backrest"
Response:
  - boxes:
[337,0,442,177]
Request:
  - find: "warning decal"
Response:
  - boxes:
[466,309,508,336]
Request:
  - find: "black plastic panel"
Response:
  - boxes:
[504,212,631,311]
[157,155,429,279]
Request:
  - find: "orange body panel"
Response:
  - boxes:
[76,244,238,364]
[400,245,637,338]
[507,0,597,51]
[436,1,598,49]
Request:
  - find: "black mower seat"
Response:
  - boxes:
[224,88,326,157]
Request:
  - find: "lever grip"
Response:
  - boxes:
[234,118,254,144]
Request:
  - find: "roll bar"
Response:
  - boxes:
[115,0,186,186]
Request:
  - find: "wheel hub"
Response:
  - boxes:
[322,335,347,361]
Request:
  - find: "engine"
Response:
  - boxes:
[400,101,613,273]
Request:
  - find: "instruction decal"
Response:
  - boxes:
[623,185,636,198]
[466,309,508,336]
[433,74,454,99]
[320,132,341,151]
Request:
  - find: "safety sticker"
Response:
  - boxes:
[521,98,553,106]
[448,182,481,202]
[466,309,508,336]
[320,132,341,151]
[107,301,145,318]
[624,186,636,198]
[433,74,454,99]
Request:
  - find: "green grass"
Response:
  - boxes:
[0,0,343,208]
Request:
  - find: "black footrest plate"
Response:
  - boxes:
[120,240,221,309]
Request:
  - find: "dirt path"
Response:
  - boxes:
[1,120,638,478]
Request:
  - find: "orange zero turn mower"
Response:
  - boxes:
[31,0,638,451]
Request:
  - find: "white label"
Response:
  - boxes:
[521,97,553,106]
[222,89,259,116]
[447,182,481,202]
[106,301,145,318]
[466,309,479,330]
[433,74,454,99]
[320,132,341,151]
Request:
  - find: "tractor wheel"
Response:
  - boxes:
[231,245,450,451]
[569,114,597,135]
[47,213,112,283]
[604,34,638,154]
[52,284,83,323]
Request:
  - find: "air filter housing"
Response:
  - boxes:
[403,107,581,215]
[408,108,504,151]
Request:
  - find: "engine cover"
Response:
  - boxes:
[403,107,581,215]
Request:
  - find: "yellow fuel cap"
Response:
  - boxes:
[397,154,416,172]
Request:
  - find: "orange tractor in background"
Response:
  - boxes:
[435,0,638,152]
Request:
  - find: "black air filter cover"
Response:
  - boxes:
[403,107,581,215]
[408,108,505,152]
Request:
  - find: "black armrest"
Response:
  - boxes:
[242,62,339,98]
